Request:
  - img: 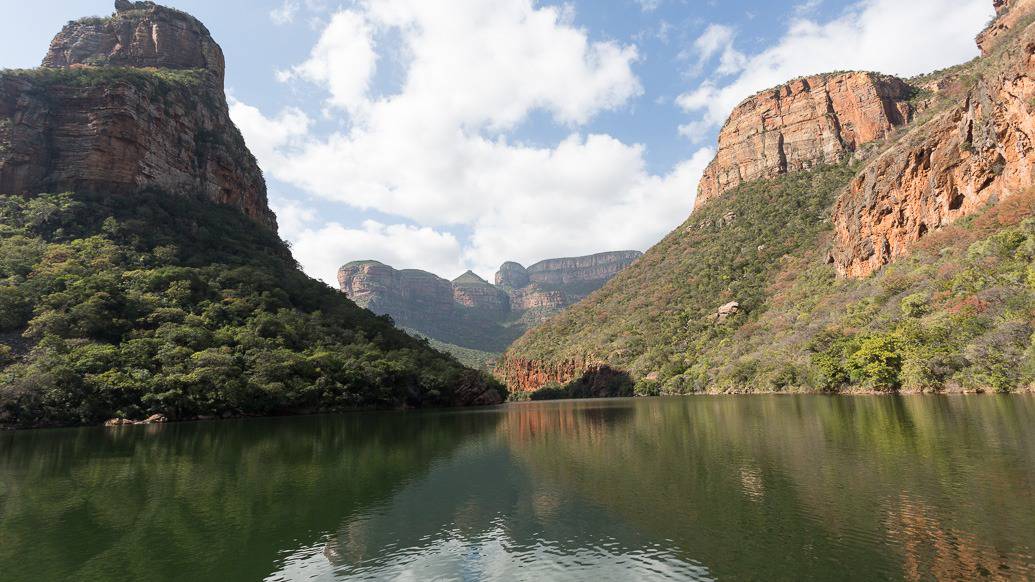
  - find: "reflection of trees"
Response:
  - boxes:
[509,396,1035,580]
[0,411,501,582]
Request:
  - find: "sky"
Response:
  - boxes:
[1,0,993,284]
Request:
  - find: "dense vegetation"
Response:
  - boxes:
[0,191,502,428]
[506,165,857,383]
[505,165,1035,395]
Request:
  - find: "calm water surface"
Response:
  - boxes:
[1,396,1034,581]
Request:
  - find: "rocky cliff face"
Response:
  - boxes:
[452,271,511,315]
[976,0,1035,55]
[0,1,276,230]
[337,261,456,326]
[522,251,646,286]
[338,251,642,353]
[831,0,1035,277]
[695,72,915,210]
[43,1,225,82]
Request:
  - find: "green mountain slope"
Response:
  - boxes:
[0,191,504,428]
[501,167,1035,395]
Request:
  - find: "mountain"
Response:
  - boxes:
[499,0,1035,397]
[338,251,642,365]
[0,1,504,428]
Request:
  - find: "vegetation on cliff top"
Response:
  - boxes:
[0,191,503,428]
[504,165,1035,395]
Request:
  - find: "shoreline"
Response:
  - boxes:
[4,389,1033,432]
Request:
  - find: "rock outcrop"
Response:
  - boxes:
[452,271,510,315]
[0,1,276,230]
[831,0,1035,277]
[338,251,642,353]
[43,1,225,82]
[495,356,600,395]
[976,0,1035,55]
[695,72,915,210]
[337,261,456,328]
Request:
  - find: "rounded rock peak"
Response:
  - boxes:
[44,1,225,84]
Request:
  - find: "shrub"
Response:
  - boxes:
[847,335,903,391]
[901,293,930,318]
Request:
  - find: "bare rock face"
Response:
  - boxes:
[43,2,226,83]
[831,0,1035,277]
[521,251,645,286]
[452,271,510,315]
[338,251,642,353]
[0,1,276,230]
[695,72,915,210]
[337,261,455,326]
[495,261,530,288]
[977,0,1035,55]
[495,356,598,395]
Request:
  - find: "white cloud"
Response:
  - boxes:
[278,10,378,113]
[678,0,993,133]
[268,196,316,240]
[228,98,311,166]
[635,0,662,12]
[794,0,824,14]
[270,0,300,25]
[690,24,747,77]
[236,0,688,281]
[289,220,466,284]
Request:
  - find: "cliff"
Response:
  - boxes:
[0,2,504,428]
[831,0,1035,276]
[0,1,276,229]
[501,0,1035,396]
[695,72,915,210]
[338,251,642,356]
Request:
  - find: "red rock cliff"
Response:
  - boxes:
[695,72,915,210]
[0,1,276,230]
[831,0,1035,277]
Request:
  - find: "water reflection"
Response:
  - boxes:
[1,396,1033,581]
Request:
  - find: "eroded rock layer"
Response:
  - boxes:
[695,72,915,210]
[338,251,642,352]
[831,2,1035,277]
[0,1,275,230]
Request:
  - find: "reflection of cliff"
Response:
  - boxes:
[507,396,1035,580]
[0,411,502,582]
[885,495,1027,582]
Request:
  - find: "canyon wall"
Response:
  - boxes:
[0,1,275,229]
[695,72,915,210]
[831,0,1035,277]
[338,251,642,352]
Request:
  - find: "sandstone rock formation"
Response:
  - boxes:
[495,356,600,395]
[452,271,510,315]
[831,0,1035,277]
[0,1,276,229]
[976,0,1035,55]
[695,72,915,210]
[43,1,226,83]
[338,251,642,353]
[337,261,455,328]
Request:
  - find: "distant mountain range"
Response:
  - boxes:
[338,251,642,366]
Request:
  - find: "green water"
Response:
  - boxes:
[1,396,1033,581]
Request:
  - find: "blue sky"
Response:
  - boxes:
[1,0,992,283]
